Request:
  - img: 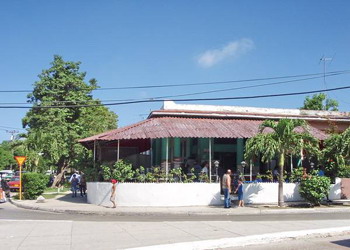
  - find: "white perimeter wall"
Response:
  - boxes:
[87,182,222,207]
[243,178,341,204]
[87,178,341,207]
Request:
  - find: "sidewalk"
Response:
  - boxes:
[9,193,350,216]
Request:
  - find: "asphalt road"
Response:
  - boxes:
[232,234,350,250]
[2,202,350,249]
[2,201,350,222]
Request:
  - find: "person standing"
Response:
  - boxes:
[79,173,87,197]
[70,174,79,198]
[235,179,244,207]
[201,162,209,175]
[222,169,231,208]
[110,179,117,208]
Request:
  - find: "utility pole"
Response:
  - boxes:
[6,130,19,170]
[6,130,19,141]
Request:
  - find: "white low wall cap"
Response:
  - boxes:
[161,101,350,119]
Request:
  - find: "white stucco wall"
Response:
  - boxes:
[87,182,222,207]
[87,178,342,206]
[243,178,341,204]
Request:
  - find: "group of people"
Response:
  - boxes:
[69,171,87,198]
[184,158,210,181]
[222,169,244,208]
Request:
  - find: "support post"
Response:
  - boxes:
[150,139,153,167]
[165,138,169,181]
[117,140,120,162]
[290,154,293,172]
[93,140,96,169]
[209,138,212,183]
[250,160,253,181]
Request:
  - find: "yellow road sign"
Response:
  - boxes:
[14,156,26,167]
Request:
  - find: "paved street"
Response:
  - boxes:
[2,202,350,249]
[233,234,350,250]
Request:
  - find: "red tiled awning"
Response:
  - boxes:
[79,117,328,146]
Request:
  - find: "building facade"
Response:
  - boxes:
[79,101,350,181]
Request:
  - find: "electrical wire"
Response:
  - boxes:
[0,69,349,93]
[0,72,345,105]
[0,85,348,109]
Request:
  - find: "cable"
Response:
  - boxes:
[0,85,349,109]
[0,72,345,105]
[0,69,349,93]
[0,125,25,130]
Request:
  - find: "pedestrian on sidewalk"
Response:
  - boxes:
[70,174,79,198]
[235,179,244,207]
[110,179,118,208]
[222,169,231,208]
[79,173,87,197]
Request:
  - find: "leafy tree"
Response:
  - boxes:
[300,93,338,111]
[321,127,350,180]
[0,141,16,170]
[22,55,117,187]
[245,119,319,206]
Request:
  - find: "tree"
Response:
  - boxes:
[0,141,16,170]
[300,93,339,111]
[322,127,350,180]
[245,119,319,207]
[22,55,118,187]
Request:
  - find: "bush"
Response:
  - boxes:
[101,160,135,182]
[299,175,331,206]
[22,172,49,200]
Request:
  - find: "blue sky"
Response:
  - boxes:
[0,1,350,142]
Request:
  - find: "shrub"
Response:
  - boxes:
[289,167,304,183]
[22,172,49,200]
[101,160,135,182]
[299,175,331,206]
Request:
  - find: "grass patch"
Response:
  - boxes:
[42,193,59,199]
[44,187,70,193]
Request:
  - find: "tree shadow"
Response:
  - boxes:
[330,238,350,248]
[56,193,87,204]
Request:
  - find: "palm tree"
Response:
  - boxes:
[245,119,319,207]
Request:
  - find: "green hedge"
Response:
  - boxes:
[22,172,49,200]
[299,175,331,206]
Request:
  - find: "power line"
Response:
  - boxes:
[0,125,25,130]
[0,72,345,105]
[94,70,350,90]
[0,85,349,109]
[0,69,349,93]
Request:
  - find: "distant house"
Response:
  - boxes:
[79,101,350,181]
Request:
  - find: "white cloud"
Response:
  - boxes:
[197,38,254,68]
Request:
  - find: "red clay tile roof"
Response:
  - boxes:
[79,117,328,144]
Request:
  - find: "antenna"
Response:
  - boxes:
[6,130,19,141]
[320,55,334,89]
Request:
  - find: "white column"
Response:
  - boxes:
[150,139,153,167]
[165,138,169,181]
[117,140,120,162]
[209,138,212,183]
[291,154,293,172]
[93,140,96,168]
[250,160,253,181]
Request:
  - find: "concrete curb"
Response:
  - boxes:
[127,226,350,250]
[9,198,350,216]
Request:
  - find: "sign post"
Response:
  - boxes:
[14,156,26,200]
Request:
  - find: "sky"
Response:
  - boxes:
[0,1,350,142]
